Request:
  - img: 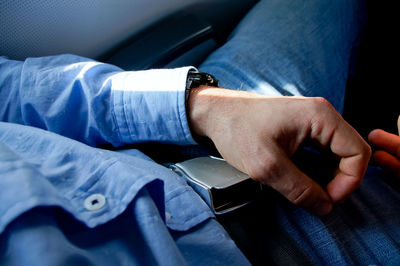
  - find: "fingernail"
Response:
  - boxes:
[312,201,332,216]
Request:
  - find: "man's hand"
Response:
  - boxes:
[368,115,400,177]
[188,87,371,216]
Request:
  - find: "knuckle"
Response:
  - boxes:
[310,97,332,109]
[310,116,325,137]
[287,184,314,205]
[307,97,339,140]
[308,97,335,118]
[359,141,372,164]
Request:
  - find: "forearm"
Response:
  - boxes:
[0,55,196,147]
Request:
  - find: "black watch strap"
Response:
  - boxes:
[185,71,219,104]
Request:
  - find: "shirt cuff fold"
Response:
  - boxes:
[111,67,198,145]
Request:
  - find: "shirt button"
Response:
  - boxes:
[84,194,106,211]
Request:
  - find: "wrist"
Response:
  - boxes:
[187,85,216,138]
[187,86,255,139]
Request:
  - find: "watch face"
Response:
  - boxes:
[188,72,219,89]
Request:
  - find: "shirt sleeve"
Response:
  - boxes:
[0,55,197,147]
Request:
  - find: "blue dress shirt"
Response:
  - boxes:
[0,55,250,265]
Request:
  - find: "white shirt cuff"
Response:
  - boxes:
[111,67,198,145]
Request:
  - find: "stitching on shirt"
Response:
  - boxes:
[176,70,186,138]
[110,89,126,144]
[176,68,193,143]
[72,159,119,196]
[167,209,213,229]
[121,90,136,143]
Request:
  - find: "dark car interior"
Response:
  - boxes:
[342,1,399,138]
[0,0,398,264]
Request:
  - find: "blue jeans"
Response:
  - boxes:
[200,0,400,264]
[200,0,365,114]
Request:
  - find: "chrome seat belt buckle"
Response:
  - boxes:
[171,156,261,215]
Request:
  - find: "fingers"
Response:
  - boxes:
[308,99,371,202]
[196,92,371,216]
[274,158,333,216]
[245,97,370,213]
[372,150,400,177]
[368,129,400,157]
[368,128,400,177]
[250,146,333,216]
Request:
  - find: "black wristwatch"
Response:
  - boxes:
[185,70,219,104]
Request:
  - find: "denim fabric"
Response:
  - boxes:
[275,167,400,265]
[200,0,366,113]
[202,0,400,264]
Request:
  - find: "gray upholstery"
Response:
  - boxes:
[0,0,257,64]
